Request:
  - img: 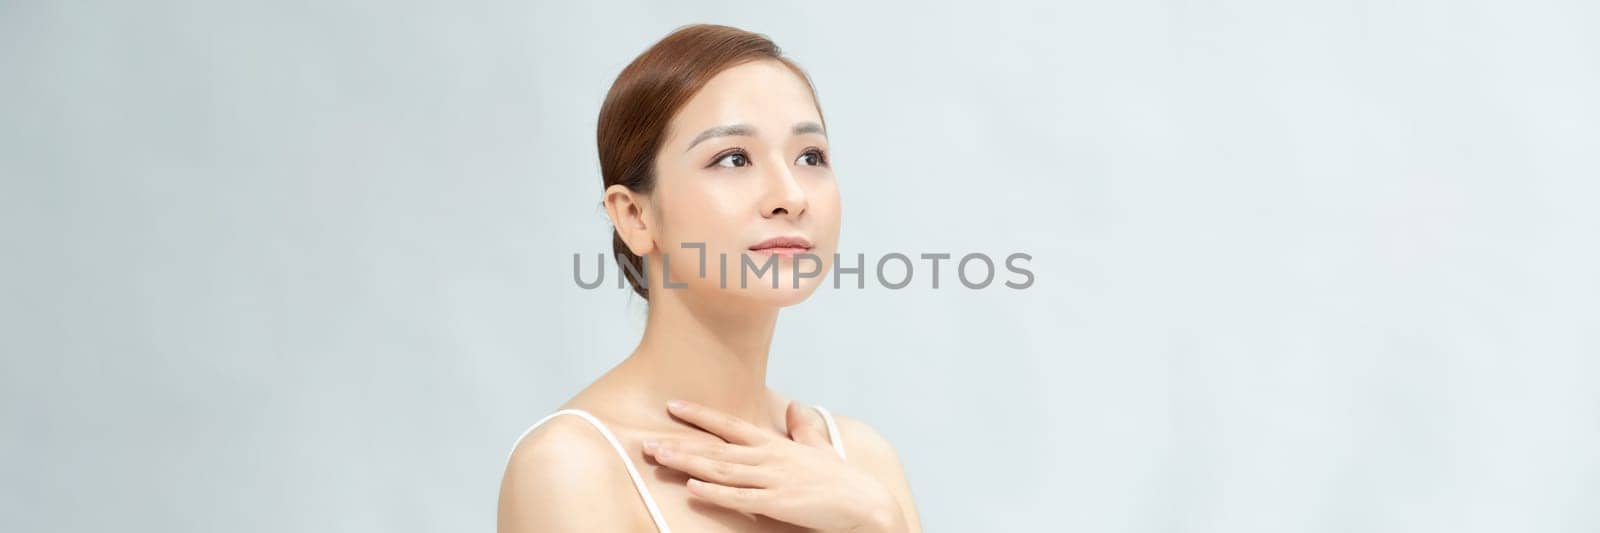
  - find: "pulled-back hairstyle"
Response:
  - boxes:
[597,24,824,299]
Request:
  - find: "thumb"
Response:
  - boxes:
[786,400,832,449]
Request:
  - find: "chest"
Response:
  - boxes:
[642,470,816,532]
[618,440,817,533]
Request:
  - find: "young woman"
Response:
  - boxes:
[497,24,923,532]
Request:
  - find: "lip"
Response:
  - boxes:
[748,235,814,252]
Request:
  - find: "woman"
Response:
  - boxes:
[497,24,923,532]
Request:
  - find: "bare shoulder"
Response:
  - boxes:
[497,414,648,533]
[832,414,900,464]
[832,413,924,532]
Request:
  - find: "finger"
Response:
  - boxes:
[785,401,831,449]
[666,399,770,445]
[650,446,771,488]
[645,438,767,465]
[686,478,770,515]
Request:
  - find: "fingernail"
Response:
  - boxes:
[642,439,658,452]
[667,399,686,410]
[656,447,672,459]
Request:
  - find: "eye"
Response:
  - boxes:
[795,148,828,167]
[712,150,750,168]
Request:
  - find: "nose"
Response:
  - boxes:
[761,163,808,219]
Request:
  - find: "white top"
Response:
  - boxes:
[506,405,848,533]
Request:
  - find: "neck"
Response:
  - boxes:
[626,288,782,432]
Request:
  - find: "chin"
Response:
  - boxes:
[728,278,824,308]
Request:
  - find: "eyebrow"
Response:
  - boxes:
[683,121,827,152]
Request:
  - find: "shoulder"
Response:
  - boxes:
[832,413,924,531]
[497,413,648,533]
[831,414,905,472]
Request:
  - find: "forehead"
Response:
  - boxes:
[665,59,821,143]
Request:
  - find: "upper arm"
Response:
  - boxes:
[497,417,645,533]
[835,414,924,533]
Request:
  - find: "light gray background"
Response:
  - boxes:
[3,1,1596,531]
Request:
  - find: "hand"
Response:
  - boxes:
[642,399,906,533]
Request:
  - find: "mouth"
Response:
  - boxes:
[748,235,814,257]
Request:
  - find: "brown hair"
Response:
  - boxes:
[597,24,824,300]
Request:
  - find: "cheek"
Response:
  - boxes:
[655,181,748,246]
[808,180,843,232]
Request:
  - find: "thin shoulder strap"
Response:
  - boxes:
[810,405,848,460]
[507,409,672,533]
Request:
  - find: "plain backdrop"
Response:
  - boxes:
[3,1,1597,531]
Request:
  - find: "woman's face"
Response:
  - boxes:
[645,59,841,308]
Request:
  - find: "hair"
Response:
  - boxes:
[597,24,824,300]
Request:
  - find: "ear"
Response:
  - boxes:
[603,184,656,256]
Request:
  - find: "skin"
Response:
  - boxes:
[497,59,923,532]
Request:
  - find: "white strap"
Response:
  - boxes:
[811,405,848,460]
[507,409,672,533]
